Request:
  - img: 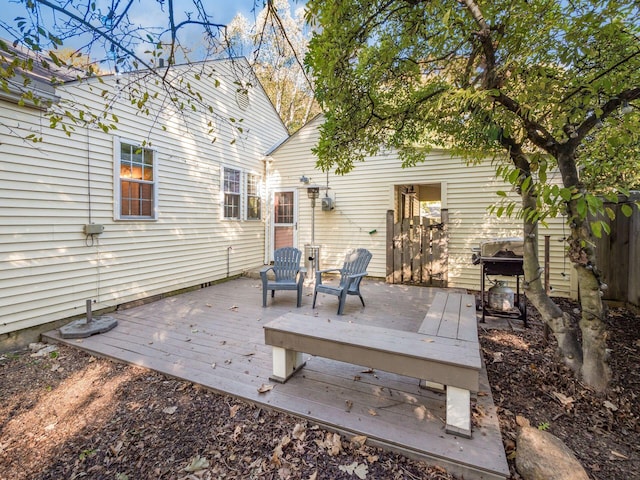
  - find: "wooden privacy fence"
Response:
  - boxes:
[592,193,640,307]
[386,210,449,286]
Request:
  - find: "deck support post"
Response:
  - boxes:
[270,346,305,383]
[446,386,471,438]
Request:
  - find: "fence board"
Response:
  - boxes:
[412,216,422,283]
[386,210,395,283]
[592,194,639,307]
[402,218,411,281]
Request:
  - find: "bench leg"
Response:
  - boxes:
[270,346,305,383]
[445,386,472,438]
[419,380,445,392]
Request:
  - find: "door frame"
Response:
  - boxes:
[386,182,449,285]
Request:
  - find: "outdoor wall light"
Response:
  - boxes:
[307,186,320,199]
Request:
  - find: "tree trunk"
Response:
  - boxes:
[521,190,583,374]
[552,146,611,391]
[567,213,611,391]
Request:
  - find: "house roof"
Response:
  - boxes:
[1,39,81,108]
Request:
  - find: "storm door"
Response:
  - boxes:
[272,190,297,255]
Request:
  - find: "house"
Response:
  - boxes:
[1,46,575,348]
[266,115,574,297]
[1,52,289,346]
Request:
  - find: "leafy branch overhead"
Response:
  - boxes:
[0,0,313,140]
[305,0,639,392]
[307,0,639,195]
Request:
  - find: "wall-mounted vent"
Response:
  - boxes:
[236,89,250,110]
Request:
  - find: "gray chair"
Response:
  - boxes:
[261,247,306,308]
[313,248,372,315]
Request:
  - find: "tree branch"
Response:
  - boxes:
[34,0,156,73]
[560,48,640,104]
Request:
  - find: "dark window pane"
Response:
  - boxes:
[224,193,240,219]
[224,168,240,194]
[247,197,261,220]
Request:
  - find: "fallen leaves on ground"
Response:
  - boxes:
[257,383,274,393]
[481,299,639,480]
[339,461,368,479]
[184,456,209,472]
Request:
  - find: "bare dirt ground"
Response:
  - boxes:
[0,298,638,480]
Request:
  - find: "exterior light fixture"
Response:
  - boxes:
[307,186,320,200]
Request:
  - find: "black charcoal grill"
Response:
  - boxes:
[473,238,527,326]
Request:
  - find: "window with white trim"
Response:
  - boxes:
[246,173,261,220]
[223,167,241,219]
[115,139,157,220]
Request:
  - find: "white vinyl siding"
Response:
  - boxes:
[0,57,288,335]
[269,115,573,298]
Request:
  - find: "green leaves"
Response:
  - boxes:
[589,220,611,238]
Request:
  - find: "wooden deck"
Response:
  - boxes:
[43,277,510,480]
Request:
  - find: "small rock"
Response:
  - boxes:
[29,342,47,352]
[516,426,589,480]
[30,344,58,357]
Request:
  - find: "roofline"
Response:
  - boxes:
[266,113,324,156]
[1,76,61,109]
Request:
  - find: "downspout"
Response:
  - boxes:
[85,126,101,303]
[263,156,272,264]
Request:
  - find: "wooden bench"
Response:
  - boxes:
[263,293,481,438]
[417,291,480,437]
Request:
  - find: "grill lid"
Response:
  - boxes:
[480,237,524,258]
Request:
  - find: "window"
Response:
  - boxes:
[116,139,157,220]
[223,167,241,219]
[246,173,261,220]
[274,191,294,224]
[222,167,263,221]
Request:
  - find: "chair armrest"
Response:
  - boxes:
[346,272,368,279]
[316,268,342,274]
[297,267,307,284]
[260,265,274,280]
[343,271,368,288]
[315,268,341,285]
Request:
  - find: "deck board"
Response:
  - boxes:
[43,277,509,480]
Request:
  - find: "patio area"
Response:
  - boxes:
[43,276,510,480]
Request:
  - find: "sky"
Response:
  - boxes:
[2,0,262,28]
[0,1,304,66]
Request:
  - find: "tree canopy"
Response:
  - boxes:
[227,0,320,132]
[305,0,640,391]
[306,0,639,194]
